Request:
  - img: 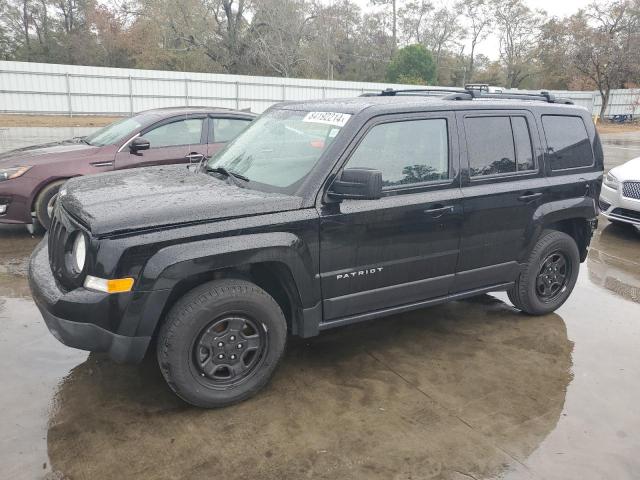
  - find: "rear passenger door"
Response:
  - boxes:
[319,112,463,321]
[453,110,548,293]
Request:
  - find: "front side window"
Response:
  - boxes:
[84,117,143,147]
[144,118,204,148]
[465,116,536,177]
[207,109,349,190]
[542,115,593,170]
[346,119,449,187]
[212,118,251,143]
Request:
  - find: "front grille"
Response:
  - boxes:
[48,211,70,285]
[623,181,640,200]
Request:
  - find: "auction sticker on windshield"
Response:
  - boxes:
[302,112,351,127]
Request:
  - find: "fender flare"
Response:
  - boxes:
[129,232,320,337]
[525,196,596,260]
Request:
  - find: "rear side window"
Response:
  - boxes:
[346,118,449,187]
[465,116,535,177]
[542,115,593,170]
[211,118,251,143]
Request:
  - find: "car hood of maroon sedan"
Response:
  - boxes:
[0,140,101,167]
[57,165,304,236]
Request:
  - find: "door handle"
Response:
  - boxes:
[185,153,204,163]
[518,192,543,202]
[424,205,454,217]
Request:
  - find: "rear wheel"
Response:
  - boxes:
[508,230,580,315]
[34,180,66,230]
[157,279,287,408]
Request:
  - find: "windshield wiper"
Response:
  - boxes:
[206,166,249,182]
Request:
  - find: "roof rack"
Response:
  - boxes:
[464,83,491,92]
[361,87,467,97]
[362,86,574,105]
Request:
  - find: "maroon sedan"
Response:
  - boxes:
[0,107,255,231]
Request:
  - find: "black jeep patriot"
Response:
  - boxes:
[29,88,603,407]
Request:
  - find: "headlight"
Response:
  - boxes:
[0,166,31,182]
[71,233,86,273]
[604,172,619,190]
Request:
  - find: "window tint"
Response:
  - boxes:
[144,118,203,148]
[465,117,516,176]
[346,119,449,187]
[512,117,535,171]
[212,118,251,143]
[542,115,593,170]
[465,116,536,177]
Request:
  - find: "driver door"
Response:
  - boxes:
[115,115,207,170]
[319,112,463,322]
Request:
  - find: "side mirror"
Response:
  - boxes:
[328,168,383,200]
[130,137,150,152]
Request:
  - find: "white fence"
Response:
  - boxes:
[0,60,638,118]
[0,61,423,115]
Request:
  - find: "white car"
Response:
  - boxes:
[600,157,640,229]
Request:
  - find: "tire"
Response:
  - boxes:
[507,230,580,315]
[157,279,287,408]
[34,180,66,230]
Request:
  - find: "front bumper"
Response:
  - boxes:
[28,239,151,363]
[0,175,40,224]
[600,183,640,226]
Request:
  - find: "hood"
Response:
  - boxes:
[0,140,99,167]
[610,157,640,181]
[58,165,304,236]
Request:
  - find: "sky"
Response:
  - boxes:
[351,0,599,59]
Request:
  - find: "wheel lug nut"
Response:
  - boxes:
[237,344,243,349]
[218,354,224,359]
[217,342,224,347]
[230,354,236,360]
[230,335,236,341]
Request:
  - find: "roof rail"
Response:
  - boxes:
[363,86,574,105]
[360,87,467,97]
[449,89,574,104]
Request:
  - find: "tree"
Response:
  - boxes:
[386,43,435,84]
[536,18,574,90]
[457,0,492,84]
[251,0,315,77]
[492,0,545,88]
[400,2,461,81]
[567,1,640,120]
[371,0,399,50]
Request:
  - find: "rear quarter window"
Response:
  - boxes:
[542,115,594,170]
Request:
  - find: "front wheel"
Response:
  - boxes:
[157,279,287,408]
[508,230,580,315]
[34,180,66,230]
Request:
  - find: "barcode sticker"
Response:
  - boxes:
[302,111,351,127]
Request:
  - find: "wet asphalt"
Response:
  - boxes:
[0,130,639,480]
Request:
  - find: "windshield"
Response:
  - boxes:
[84,116,147,146]
[207,109,350,191]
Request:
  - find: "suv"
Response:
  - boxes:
[29,89,603,408]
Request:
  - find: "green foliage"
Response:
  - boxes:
[386,44,436,85]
